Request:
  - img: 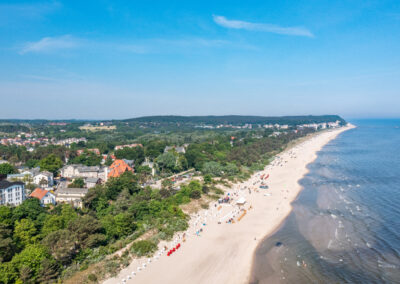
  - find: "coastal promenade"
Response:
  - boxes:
[104,125,355,284]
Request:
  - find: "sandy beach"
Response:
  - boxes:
[103,125,354,284]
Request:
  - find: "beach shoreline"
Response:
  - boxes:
[103,124,355,284]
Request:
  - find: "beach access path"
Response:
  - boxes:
[103,125,354,284]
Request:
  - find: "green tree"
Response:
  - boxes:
[115,147,145,164]
[0,207,16,262]
[0,163,17,175]
[0,224,15,262]
[0,206,13,227]
[38,154,63,175]
[105,171,139,200]
[224,163,239,176]
[41,230,77,265]
[67,215,106,249]
[12,198,45,222]
[136,165,152,183]
[101,213,136,239]
[156,152,176,173]
[0,262,18,284]
[185,145,206,170]
[13,219,38,248]
[10,244,50,283]
[68,178,85,188]
[60,203,78,227]
[104,156,113,166]
[71,151,102,166]
[25,159,39,169]
[144,140,166,159]
[41,215,63,236]
[202,161,223,176]
[203,174,212,184]
[161,179,173,190]
[37,257,60,283]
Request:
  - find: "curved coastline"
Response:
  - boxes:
[104,124,355,284]
[247,124,355,283]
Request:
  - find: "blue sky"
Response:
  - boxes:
[1,0,400,119]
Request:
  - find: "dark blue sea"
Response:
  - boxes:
[251,119,400,283]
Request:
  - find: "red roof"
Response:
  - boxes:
[108,159,133,178]
[30,188,48,201]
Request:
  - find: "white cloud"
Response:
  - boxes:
[213,15,314,37]
[117,38,230,53]
[20,35,80,54]
[18,36,251,56]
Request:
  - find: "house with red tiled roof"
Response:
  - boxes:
[108,159,134,178]
[30,188,56,206]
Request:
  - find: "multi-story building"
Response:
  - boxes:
[33,171,54,187]
[0,180,26,206]
[60,164,108,181]
[55,187,88,208]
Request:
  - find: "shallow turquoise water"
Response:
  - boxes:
[251,120,400,283]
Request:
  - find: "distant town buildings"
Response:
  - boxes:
[296,121,341,131]
[55,137,87,147]
[114,143,143,151]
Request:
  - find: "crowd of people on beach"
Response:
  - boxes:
[113,139,314,284]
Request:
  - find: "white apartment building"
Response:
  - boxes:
[0,181,26,206]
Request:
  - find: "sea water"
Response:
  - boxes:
[251,119,400,283]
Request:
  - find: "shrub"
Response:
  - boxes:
[202,185,209,194]
[203,174,212,184]
[200,203,209,209]
[88,273,98,282]
[201,161,223,176]
[189,189,201,199]
[130,240,157,257]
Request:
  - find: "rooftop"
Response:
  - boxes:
[0,180,24,189]
[30,188,49,200]
[57,187,88,195]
